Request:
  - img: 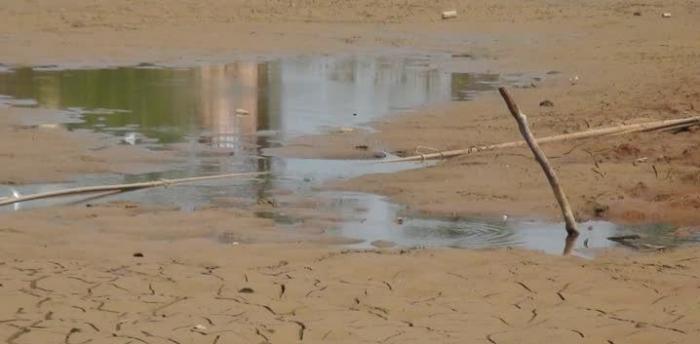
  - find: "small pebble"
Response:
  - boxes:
[661,12,671,18]
[133,252,144,258]
[441,10,457,19]
[633,11,642,16]
[539,100,554,107]
[593,203,609,217]
[238,287,255,293]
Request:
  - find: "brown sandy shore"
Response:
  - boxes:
[2,238,700,343]
[2,1,700,343]
[1,203,700,343]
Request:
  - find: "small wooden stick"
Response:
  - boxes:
[381,115,700,163]
[563,235,578,255]
[64,190,129,206]
[498,87,579,238]
[0,171,268,207]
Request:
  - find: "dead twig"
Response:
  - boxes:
[382,115,700,163]
[499,87,579,239]
[0,172,268,207]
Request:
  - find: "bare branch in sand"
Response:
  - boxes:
[498,87,579,241]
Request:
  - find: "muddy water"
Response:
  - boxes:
[0,54,694,255]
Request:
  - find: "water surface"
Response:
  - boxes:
[0,54,693,255]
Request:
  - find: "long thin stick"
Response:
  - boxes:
[499,87,579,238]
[0,171,268,207]
[382,115,700,163]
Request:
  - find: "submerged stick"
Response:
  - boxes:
[499,87,579,238]
[383,115,700,163]
[0,171,268,207]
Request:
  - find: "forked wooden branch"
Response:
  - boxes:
[0,171,268,207]
[498,87,579,238]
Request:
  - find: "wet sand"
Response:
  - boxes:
[0,106,179,184]
[1,1,700,343]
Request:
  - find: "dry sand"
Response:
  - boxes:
[1,0,700,343]
[2,214,700,343]
[2,203,700,343]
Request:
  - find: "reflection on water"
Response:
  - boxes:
[0,54,504,209]
[2,54,692,255]
[0,55,500,146]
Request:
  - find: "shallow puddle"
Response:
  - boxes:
[0,54,507,141]
[326,192,694,257]
[0,53,696,255]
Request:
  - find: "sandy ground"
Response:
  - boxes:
[2,0,700,343]
[2,206,700,343]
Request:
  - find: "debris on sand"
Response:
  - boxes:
[569,75,580,85]
[441,10,457,20]
[607,234,641,247]
[539,100,554,107]
[592,202,609,217]
[192,324,207,334]
[122,132,137,145]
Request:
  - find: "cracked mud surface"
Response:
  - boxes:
[1,245,699,344]
[2,1,700,343]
